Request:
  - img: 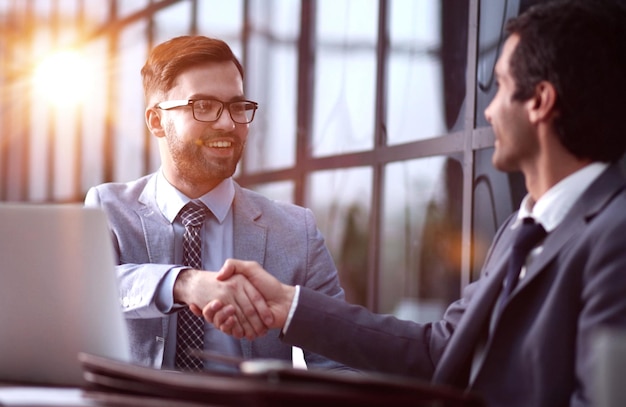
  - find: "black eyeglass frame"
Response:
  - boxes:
[156,98,259,124]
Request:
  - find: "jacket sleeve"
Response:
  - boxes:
[85,185,181,319]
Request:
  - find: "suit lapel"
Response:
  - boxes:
[231,185,267,358]
[511,164,625,298]
[137,174,176,263]
[433,219,516,384]
[231,185,267,265]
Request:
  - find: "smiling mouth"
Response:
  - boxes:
[196,139,233,148]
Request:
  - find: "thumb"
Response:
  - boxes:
[216,258,238,281]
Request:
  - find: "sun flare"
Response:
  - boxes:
[33,49,93,107]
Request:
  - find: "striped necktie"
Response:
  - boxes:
[175,201,209,371]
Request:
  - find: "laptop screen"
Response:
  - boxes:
[0,203,130,386]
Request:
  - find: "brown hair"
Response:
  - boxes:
[141,35,244,104]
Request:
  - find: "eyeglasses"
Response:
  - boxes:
[156,98,259,124]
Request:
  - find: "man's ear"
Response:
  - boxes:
[527,80,558,124]
[145,106,165,138]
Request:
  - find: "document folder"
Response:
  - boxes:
[79,353,485,407]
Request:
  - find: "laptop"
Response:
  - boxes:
[0,203,130,386]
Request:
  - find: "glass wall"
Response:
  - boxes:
[381,156,462,320]
[0,0,541,319]
[312,0,378,157]
[309,167,372,306]
[244,0,299,173]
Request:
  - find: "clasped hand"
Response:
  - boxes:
[190,259,295,340]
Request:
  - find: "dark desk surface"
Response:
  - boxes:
[0,354,486,407]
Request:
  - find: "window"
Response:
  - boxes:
[0,0,538,317]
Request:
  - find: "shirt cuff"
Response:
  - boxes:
[282,285,300,334]
[156,266,188,313]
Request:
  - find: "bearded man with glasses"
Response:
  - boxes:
[85,35,350,374]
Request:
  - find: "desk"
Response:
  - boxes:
[0,354,485,407]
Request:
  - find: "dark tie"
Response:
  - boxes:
[175,201,209,371]
[499,217,547,308]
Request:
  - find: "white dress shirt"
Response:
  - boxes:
[513,162,607,279]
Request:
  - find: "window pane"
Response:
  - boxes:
[51,93,79,200]
[114,20,149,182]
[250,180,295,204]
[28,30,52,201]
[308,168,372,306]
[380,156,462,321]
[2,4,41,199]
[312,0,378,157]
[83,1,109,26]
[472,148,525,280]
[387,0,468,144]
[152,1,192,43]
[80,39,108,193]
[197,0,243,40]
[244,0,299,172]
[117,0,149,18]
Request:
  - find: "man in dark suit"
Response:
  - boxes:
[203,1,626,405]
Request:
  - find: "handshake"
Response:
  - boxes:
[182,259,297,340]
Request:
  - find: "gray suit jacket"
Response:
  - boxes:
[85,173,347,371]
[283,164,626,406]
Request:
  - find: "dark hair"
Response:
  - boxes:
[505,0,626,162]
[141,35,244,103]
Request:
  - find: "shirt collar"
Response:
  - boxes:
[515,162,608,232]
[155,169,235,224]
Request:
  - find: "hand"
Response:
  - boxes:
[173,268,272,340]
[203,259,295,338]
